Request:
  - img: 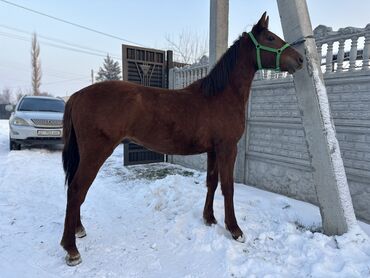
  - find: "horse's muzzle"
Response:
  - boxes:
[288,54,304,74]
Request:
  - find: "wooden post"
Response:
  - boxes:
[166,50,173,89]
[91,69,94,84]
[277,0,357,235]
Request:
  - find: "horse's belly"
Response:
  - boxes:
[131,136,211,156]
[127,111,212,155]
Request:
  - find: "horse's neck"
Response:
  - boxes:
[229,58,256,107]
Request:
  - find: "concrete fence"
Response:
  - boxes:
[168,24,370,223]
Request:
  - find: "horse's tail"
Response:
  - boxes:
[62,96,80,187]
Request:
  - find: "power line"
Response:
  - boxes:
[0,24,121,58]
[0,63,89,80]
[0,31,121,59]
[43,77,89,85]
[0,0,145,47]
[1,58,89,78]
[3,76,89,89]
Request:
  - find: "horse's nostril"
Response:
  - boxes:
[299,57,303,63]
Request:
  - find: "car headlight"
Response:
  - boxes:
[11,117,29,126]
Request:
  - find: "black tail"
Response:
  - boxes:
[62,96,79,186]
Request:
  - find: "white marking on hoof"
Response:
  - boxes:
[65,254,82,266]
[75,227,86,238]
[203,218,217,226]
[235,234,245,243]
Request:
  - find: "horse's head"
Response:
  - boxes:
[244,12,303,74]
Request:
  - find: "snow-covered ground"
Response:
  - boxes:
[1,119,370,278]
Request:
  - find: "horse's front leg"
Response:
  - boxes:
[216,143,245,242]
[203,151,218,225]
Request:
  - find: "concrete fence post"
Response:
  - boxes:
[277,0,357,235]
[209,0,229,68]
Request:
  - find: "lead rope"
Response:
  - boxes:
[289,35,315,46]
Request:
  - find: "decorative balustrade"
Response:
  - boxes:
[169,24,370,89]
[314,24,370,73]
[169,56,209,89]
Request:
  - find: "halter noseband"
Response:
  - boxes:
[248,32,290,72]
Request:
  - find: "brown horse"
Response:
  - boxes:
[61,13,303,266]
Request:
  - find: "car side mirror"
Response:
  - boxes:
[5,104,14,112]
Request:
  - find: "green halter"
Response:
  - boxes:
[248,32,290,72]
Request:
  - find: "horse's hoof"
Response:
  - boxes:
[75,227,86,238]
[203,217,217,226]
[235,234,245,243]
[65,253,82,266]
[226,224,245,243]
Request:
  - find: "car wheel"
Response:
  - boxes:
[9,139,21,151]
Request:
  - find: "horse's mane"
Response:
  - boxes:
[199,36,242,97]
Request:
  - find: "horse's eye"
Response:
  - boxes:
[267,36,275,41]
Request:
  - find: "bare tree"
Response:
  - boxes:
[39,91,54,97]
[0,87,12,104]
[31,33,42,96]
[15,88,27,103]
[165,29,208,64]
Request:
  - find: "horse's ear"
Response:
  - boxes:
[256,12,268,30]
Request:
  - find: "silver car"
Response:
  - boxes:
[9,96,65,150]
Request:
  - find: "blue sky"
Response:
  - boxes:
[0,0,369,98]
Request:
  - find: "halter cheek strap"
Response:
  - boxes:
[248,32,290,72]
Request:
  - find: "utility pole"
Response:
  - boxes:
[209,0,229,68]
[91,69,94,84]
[208,0,245,182]
[277,0,356,235]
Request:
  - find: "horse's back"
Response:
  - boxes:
[66,81,214,154]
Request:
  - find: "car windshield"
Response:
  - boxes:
[18,98,65,113]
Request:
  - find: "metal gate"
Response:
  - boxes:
[122,44,173,165]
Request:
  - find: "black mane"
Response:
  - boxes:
[200,36,242,96]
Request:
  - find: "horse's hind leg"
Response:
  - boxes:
[75,207,86,238]
[203,151,219,225]
[61,142,114,266]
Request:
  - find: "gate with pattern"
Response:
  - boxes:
[122,44,173,165]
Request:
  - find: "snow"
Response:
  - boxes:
[0,119,370,278]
